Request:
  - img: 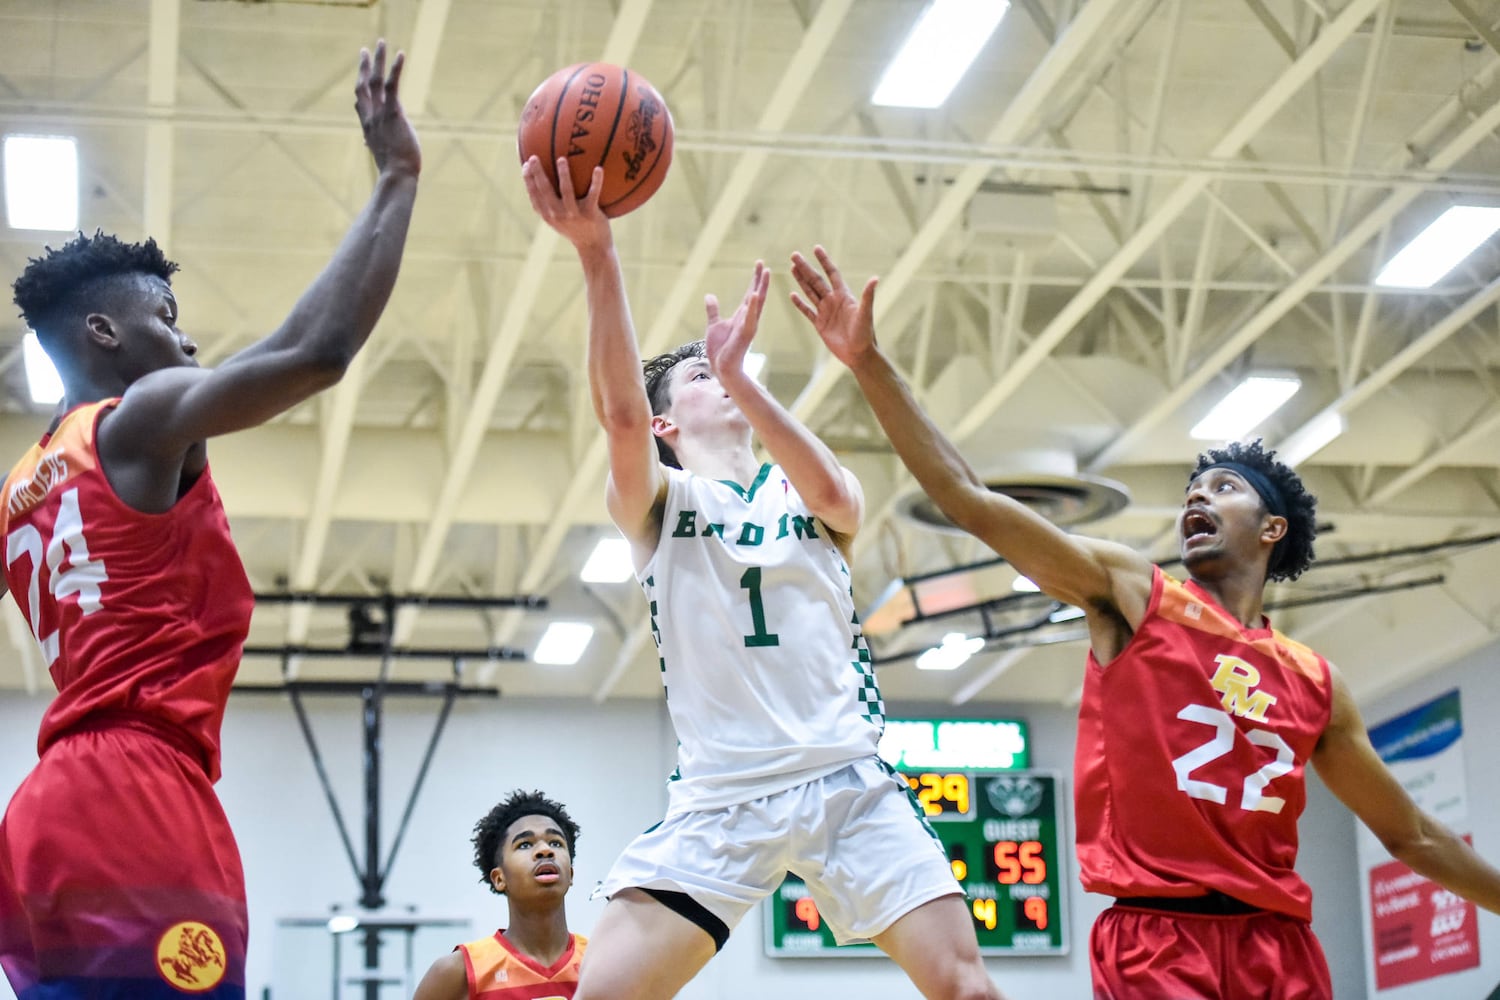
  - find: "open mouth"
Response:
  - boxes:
[1182,508,1216,542]
[533,862,561,882]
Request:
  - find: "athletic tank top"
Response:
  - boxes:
[0,400,254,780]
[1074,567,1333,920]
[639,463,883,813]
[458,931,585,999]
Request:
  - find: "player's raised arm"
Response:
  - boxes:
[705,261,863,540]
[103,40,421,455]
[792,245,1151,617]
[1312,665,1500,913]
[523,157,663,554]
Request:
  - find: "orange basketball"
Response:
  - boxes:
[518,62,674,218]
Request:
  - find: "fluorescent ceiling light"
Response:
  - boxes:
[872,0,1010,109]
[1376,206,1500,289]
[1011,575,1039,593]
[581,536,634,583]
[534,621,594,665]
[743,351,767,382]
[1278,411,1346,468]
[916,632,985,671]
[1049,605,1085,624]
[326,915,359,934]
[1189,376,1300,441]
[4,135,79,231]
[23,332,63,405]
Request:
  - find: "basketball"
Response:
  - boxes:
[518,63,674,218]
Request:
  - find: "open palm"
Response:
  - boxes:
[705,261,769,380]
[790,246,878,367]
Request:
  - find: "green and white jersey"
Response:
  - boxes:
[639,462,884,814]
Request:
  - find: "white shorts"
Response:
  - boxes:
[593,756,960,945]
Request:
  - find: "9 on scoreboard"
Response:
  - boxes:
[765,759,1068,955]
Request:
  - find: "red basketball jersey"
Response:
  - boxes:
[0,400,253,780]
[459,931,586,1000]
[1074,567,1333,921]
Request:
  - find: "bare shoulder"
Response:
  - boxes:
[411,949,467,1000]
[98,367,206,458]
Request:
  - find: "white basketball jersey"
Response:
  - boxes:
[638,463,884,814]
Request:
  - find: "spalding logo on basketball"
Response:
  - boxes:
[156,920,227,993]
[518,62,675,217]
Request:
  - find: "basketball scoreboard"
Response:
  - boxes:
[765,719,1068,957]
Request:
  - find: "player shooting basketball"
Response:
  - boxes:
[797,244,1500,999]
[0,40,419,999]
[522,157,1008,1000]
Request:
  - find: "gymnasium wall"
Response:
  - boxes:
[1352,640,1500,1000]
[1,671,1392,1000]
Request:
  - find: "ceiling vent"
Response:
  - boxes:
[895,440,1130,533]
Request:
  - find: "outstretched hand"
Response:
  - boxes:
[522,157,613,253]
[355,40,421,178]
[790,246,878,369]
[705,261,770,383]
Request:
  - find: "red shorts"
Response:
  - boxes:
[0,719,247,998]
[1091,902,1332,1000]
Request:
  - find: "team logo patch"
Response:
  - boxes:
[986,776,1044,817]
[156,921,227,993]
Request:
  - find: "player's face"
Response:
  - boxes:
[664,358,745,432]
[108,275,199,380]
[491,813,573,902]
[1178,467,1274,573]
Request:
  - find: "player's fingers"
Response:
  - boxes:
[582,166,605,207]
[789,254,823,299]
[789,293,818,323]
[521,158,553,211]
[354,48,372,112]
[745,260,766,301]
[814,245,844,292]
[860,276,879,313]
[704,294,720,324]
[746,268,769,324]
[371,39,387,88]
[385,50,405,98]
[554,158,577,207]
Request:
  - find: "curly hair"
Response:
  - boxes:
[1189,438,1318,582]
[641,340,706,468]
[471,789,580,895]
[13,231,179,352]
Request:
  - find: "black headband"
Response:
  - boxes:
[1203,461,1286,518]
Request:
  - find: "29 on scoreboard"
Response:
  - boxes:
[765,769,1068,957]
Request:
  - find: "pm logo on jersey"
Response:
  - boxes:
[1210,654,1277,722]
[156,921,227,993]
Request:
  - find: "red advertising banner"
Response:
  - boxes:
[1368,845,1481,990]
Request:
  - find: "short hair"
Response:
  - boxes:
[12,231,179,351]
[471,789,581,895]
[641,340,706,468]
[1189,438,1317,582]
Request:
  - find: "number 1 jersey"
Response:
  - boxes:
[639,463,883,814]
[1074,567,1333,921]
[0,400,253,780]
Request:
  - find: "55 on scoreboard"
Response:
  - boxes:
[765,769,1068,956]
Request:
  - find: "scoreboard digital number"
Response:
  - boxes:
[765,770,1067,956]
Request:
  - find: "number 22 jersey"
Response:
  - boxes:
[1074,567,1333,921]
[639,463,884,814]
[0,400,253,779]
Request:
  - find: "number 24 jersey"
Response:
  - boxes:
[0,401,253,778]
